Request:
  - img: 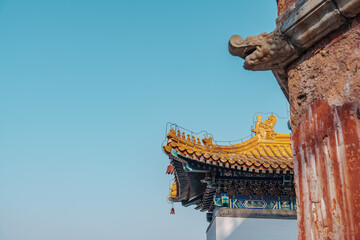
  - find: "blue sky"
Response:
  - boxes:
[0,1,289,239]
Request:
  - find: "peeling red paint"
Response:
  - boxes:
[292,100,360,239]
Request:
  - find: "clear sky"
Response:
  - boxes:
[0,1,289,239]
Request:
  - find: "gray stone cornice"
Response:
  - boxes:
[334,0,360,17]
[281,0,345,49]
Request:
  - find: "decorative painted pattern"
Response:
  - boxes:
[214,194,296,210]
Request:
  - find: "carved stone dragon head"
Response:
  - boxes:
[229,29,296,71]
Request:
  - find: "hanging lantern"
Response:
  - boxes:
[166,164,174,174]
[170,200,175,215]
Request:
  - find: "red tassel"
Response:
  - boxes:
[166,165,174,174]
[170,207,175,214]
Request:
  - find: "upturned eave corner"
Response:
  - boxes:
[163,115,294,172]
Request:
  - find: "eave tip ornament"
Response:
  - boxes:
[166,164,174,174]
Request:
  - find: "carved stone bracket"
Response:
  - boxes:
[229,29,298,71]
[229,0,360,99]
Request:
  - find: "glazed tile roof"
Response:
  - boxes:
[163,115,294,171]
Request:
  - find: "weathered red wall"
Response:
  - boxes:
[287,18,360,131]
[292,100,360,239]
[286,11,360,240]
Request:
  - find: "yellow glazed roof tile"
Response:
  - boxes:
[163,115,293,171]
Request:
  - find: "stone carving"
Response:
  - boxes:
[229,29,296,71]
[229,0,360,102]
